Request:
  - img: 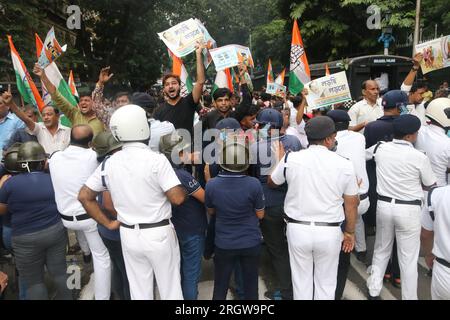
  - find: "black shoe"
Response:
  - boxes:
[83,253,92,264]
[67,243,81,255]
[355,251,367,264]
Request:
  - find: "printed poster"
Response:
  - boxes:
[37,27,67,68]
[415,35,450,74]
[304,71,352,109]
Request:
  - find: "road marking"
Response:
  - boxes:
[343,279,367,300]
[350,255,397,300]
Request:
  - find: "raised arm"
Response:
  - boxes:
[192,43,206,104]
[1,89,35,131]
[33,63,76,121]
[295,89,308,125]
[93,67,114,127]
[402,53,423,89]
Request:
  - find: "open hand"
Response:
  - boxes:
[98,66,114,85]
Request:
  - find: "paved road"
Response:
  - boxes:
[1,231,432,300]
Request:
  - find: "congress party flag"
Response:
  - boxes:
[289,20,311,95]
[275,68,286,86]
[37,27,67,69]
[267,59,274,86]
[68,70,79,101]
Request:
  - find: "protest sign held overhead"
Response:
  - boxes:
[304,71,352,109]
[415,35,450,74]
[266,82,287,98]
[210,45,254,72]
[158,18,215,59]
[37,27,67,69]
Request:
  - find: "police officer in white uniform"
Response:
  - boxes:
[415,98,450,187]
[366,114,437,300]
[270,116,359,300]
[421,185,450,300]
[328,110,370,262]
[48,125,111,300]
[78,104,186,300]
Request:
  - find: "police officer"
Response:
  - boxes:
[415,98,450,187]
[366,114,437,300]
[251,108,301,300]
[78,104,186,300]
[270,116,359,300]
[421,184,450,299]
[327,110,370,300]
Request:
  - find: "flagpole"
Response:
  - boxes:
[413,0,421,55]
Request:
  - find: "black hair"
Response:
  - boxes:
[115,91,131,101]
[42,105,60,115]
[291,96,303,108]
[410,80,428,93]
[213,88,232,101]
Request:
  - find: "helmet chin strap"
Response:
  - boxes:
[21,162,31,173]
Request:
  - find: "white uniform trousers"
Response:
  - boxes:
[62,217,111,300]
[431,261,450,300]
[367,200,421,300]
[286,223,343,300]
[120,224,183,300]
[75,230,91,255]
[355,197,370,253]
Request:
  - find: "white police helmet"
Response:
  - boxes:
[426,98,450,129]
[109,104,150,142]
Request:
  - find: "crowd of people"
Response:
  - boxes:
[0,47,449,301]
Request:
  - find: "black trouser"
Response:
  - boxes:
[335,250,351,300]
[213,245,261,300]
[100,235,130,300]
[364,160,377,227]
[260,206,293,300]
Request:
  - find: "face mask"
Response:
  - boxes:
[258,123,271,140]
[447,130,450,138]
[399,104,409,115]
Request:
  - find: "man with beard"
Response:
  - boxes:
[33,64,105,135]
[154,44,206,138]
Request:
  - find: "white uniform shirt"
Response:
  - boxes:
[49,145,99,216]
[31,122,71,155]
[85,143,181,225]
[271,145,358,223]
[374,139,437,201]
[348,98,383,132]
[336,130,369,194]
[422,185,450,261]
[416,125,450,187]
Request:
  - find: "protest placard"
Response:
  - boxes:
[210,45,254,72]
[304,71,352,109]
[158,18,215,59]
[37,27,67,69]
[415,35,450,74]
[266,82,286,98]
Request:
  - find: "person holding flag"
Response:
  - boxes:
[33,64,104,135]
[0,87,25,161]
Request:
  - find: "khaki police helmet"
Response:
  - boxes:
[92,132,123,158]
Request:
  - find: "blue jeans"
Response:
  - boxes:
[178,233,205,300]
[2,226,27,300]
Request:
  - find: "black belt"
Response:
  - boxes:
[360,193,369,201]
[121,219,170,230]
[60,214,91,221]
[378,195,422,206]
[436,257,450,269]
[284,216,341,227]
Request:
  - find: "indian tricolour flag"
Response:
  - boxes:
[35,33,78,107]
[267,59,274,86]
[213,68,234,94]
[68,70,79,101]
[169,50,193,98]
[289,20,311,95]
[7,35,45,113]
[275,68,286,86]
